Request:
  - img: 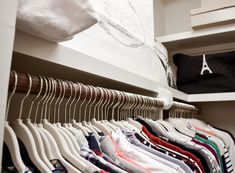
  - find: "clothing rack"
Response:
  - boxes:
[5,73,233,173]
[8,71,164,120]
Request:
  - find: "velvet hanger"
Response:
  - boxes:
[13,74,51,173]
[42,77,96,173]
[4,71,30,173]
[35,78,81,173]
[26,75,54,170]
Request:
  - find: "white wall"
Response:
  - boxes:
[61,0,168,86]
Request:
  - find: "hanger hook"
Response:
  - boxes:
[28,75,43,119]
[103,88,111,120]
[64,81,73,123]
[6,71,18,121]
[133,95,140,117]
[78,84,87,122]
[40,76,52,122]
[127,94,134,118]
[99,87,108,121]
[111,90,121,120]
[119,92,128,120]
[47,78,57,122]
[34,76,48,123]
[88,86,97,121]
[131,94,137,118]
[117,92,125,121]
[19,73,32,119]
[68,82,77,123]
[44,77,55,120]
[95,87,104,121]
[107,90,115,120]
[53,79,62,123]
[57,80,66,123]
[73,82,82,120]
[84,85,93,122]
[84,85,93,121]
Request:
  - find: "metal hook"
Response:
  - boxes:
[133,95,140,117]
[125,93,131,117]
[28,76,43,119]
[6,71,18,121]
[68,82,77,122]
[34,76,48,123]
[57,80,66,123]
[103,88,112,120]
[107,90,115,120]
[99,88,108,121]
[64,81,73,123]
[137,95,144,118]
[44,77,56,120]
[127,94,134,118]
[40,76,52,122]
[148,98,154,118]
[138,96,145,116]
[88,86,97,121]
[73,83,82,120]
[111,90,121,120]
[53,79,62,123]
[117,92,125,121]
[147,97,152,118]
[95,87,104,121]
[115,92,122,121]
[79,84,87,122]
[132,95,139,118]
[104,89,113,120]
[19,73,32,119]
[48,78,57,122]
[84,85,93,122]
[119,92,128,120]
[143,96,148,118]
[133,95,139,116]
[145,97,150,118]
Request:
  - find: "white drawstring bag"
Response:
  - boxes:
[16,0,98,42]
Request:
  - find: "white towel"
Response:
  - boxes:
[16,0,98,42]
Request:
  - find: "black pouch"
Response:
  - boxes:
[173,51,235,94]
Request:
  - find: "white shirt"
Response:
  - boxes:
[111,129,181,173]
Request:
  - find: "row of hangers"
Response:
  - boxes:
[168,101,200,118]
[5,71,171,173]
[163,101,203,140]
[5,71,201,173]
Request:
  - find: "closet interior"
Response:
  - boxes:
[154,0,235,134]
[1,0,235,172]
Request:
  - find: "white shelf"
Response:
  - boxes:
[156,23,235,51]
[188,92,235,102]
[169,87,235,102]
[13,31,162,93]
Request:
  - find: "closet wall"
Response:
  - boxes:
[196,102,235,136]
[0,0,17,166]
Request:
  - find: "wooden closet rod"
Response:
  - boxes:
[8,71,164,108]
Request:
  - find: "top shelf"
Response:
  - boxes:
[154,0,235,52]
[156,23,235,51]
[169,87,235,102]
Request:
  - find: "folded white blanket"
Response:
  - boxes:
[16,0,98,42]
